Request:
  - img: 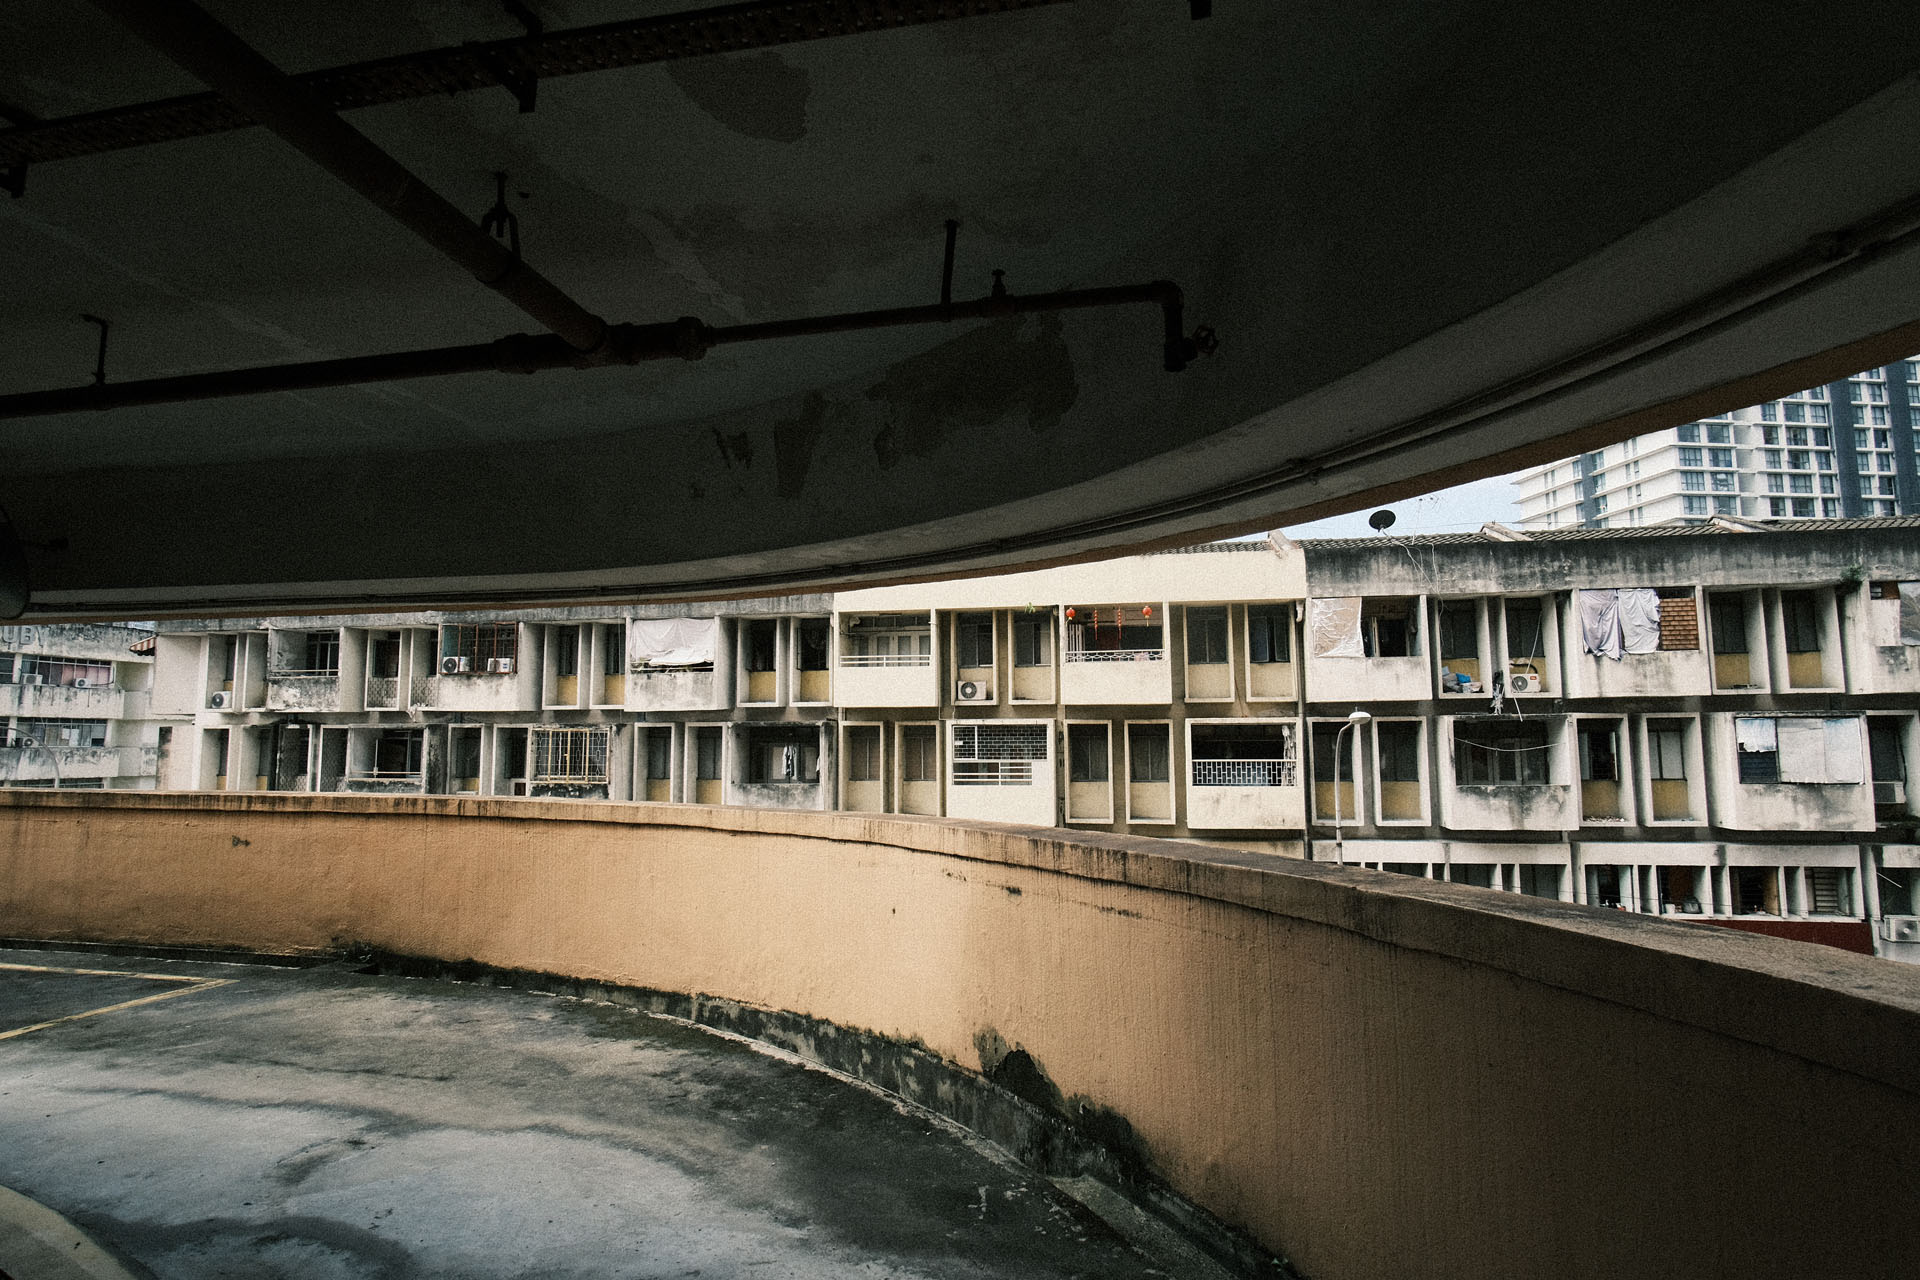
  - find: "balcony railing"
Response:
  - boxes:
[1063,648,1164,663]
[365,677,399,709]
[838,653,932,667]
[1193,759,1297,787]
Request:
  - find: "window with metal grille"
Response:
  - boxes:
[1190,722,1295,787]
[553,626,579,677]
[441,623,516,673]
[1437,602,1478,661]
[952,722,1046,786]
[303,631,340,674]
[10,655,114,687]
[12,718,108,747]
[602,624,626,676]
[1453,721,1550,786]
[645,731,670,781]
[745,726,818,784]
[372,729,423,776]
[1709,595,1749,654]
[1807,868,1851,916]
[532,726,609,783]
[694,728,723,781]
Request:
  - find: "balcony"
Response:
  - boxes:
[628,665,728,713]
[1060,648,1170,705]
[0,679,125,721]
[410,672,525,713]
[264,671,342,712]
[834,652,935,708]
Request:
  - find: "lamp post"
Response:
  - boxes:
[1332,709,1370,865]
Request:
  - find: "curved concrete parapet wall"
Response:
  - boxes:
[3,792,1918,1279]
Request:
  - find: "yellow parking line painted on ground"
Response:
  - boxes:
[0,961,203,984]
[0,976,235,1041]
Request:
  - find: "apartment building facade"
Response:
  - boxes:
[0,622,160,789]
[146,521,1920,962]
[1515,356,1920,528]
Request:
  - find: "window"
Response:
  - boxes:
[554,626,578,677]
[1681,495,1708,515]
[1647,722,1688,779]
[1127,723,1170,783]
[1680,472,1705,492]
[1822,499,1839,517]
[744,620,777,673]
[1767,497,1786,517]
[1787,450,1810,470]
[1362,598,1417,657]
[1809,404,1830,424]
[303,631,339,674]
[1760,403,1778,421]
[1713,495,1737,515]
[1784,402,1806,423]
[1812,428,1830,447]
[1789,473,1812,494]
[797,619,830,671]
[1786,427,1808,447]
[1871,405,1889,426]
[1735,717,1863,784]
[1819,475,1835,494]
[1068,724,1109,782]
[1591,471,1607,491]
[1761,427,1780,446]
[1711,472,1735,492]
[1248,606,1290,664]
[846,726,880,783]
[901,726,938,782]
[531,726,609,783]
[1013,614,1050,668]
[1875,428,1891,450]
[844,614,932,666]
[695,728,723,781]
[1792,498,1814,517]
[956,612,994,669]
[1677,447,1702,467]
[1676,424,1701,443]
[1453,721,1550,786]
[1592,495,1608,514]
[11,655,114,687]
[602,624,626,676]
[745,726,818,784]
[952,722,1046,786]
[1781,592,1821,653]
[1186,607,1229,664]
[1808,868,1852,916]
[1190,723,1296,787]
[1377,721,1420,782]
[1707,423,1731,444]
[1577,721,1619,782]
[13,718,108,747]
[373,729,423,776]
[1437,601,1478,662]
[1764,449,1782,468]
[441,623,516,674]
[645,732,670,781]
[1709,447,1734,468]
[1504,599,1546,662]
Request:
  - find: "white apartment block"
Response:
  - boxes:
[0,622,161,789]
[146,521,1920,962]
[1516,356,1920,528]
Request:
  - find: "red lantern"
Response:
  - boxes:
[1065,607,1076,621]
[1142,604,1153,619]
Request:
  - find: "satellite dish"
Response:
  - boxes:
[1367,509,1397,532]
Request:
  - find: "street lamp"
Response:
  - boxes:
[1332,709,1370,865]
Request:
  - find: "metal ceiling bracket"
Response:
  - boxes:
[481,172,522,259]
[80,314,110,385]
[473,45,538,113]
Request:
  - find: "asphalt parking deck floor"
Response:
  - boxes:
[0,946,1183,1280]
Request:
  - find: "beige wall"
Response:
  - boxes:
[2,792,1918,1280]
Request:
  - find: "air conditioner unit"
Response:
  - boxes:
[1882,916,1920,944]
[487,658,514,674]
[1507,673,1536,694]
[955,679,992,703]
[72,677,89,689]
[20,674,42,685]
[208,691,229,708]
[440,656,470,675]
[1873,779,1907,806]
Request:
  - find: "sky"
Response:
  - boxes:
[1279,472,1525,540]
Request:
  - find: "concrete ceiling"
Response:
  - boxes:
[4,0,1920,617]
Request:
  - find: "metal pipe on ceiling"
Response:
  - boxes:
[0,281,1194,421]
[4,1,1079,170]
[85,0,610,355]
